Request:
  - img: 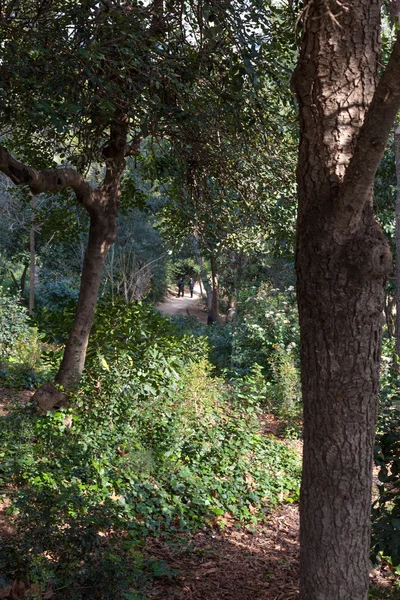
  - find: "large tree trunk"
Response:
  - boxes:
[293,2,400,598]
[297,213,387,600]
[55,209,116,389]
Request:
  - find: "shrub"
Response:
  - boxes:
[370,334,400,573]
[372,429,400,569]
[231,284,299,378]
[267,344,302,435]
[0,289,47,388]
[0,290,32,362]
[0,300,300,597]
[35,276,80,313]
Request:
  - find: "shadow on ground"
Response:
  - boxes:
[145,505,300,600]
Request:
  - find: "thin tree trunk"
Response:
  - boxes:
[20,263,29,298]
[189,233,213,310]
[395,124,400,361]
[0,117,141,394]
[10,263,28,297]
[210,253,218,323]
[55,212,116,389]
[229,251,244,323]
[385,292,395,339]
[29,195,35,315]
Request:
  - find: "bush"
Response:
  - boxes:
[35,276,79,312]
[0,290,32,363]
[0,289,47,388]
[0,300,300,598]
[370,333,400,573]
[166,286,302,430]
[231,284,299,378]
[372,429,400,569]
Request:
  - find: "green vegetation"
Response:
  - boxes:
[2,1,400,598]
[0,289,47,389]
[0,299,300,598]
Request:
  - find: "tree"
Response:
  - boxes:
[0,0,273,390]
[0,0,163,390]
[146,41,297,322]
[292,1,400,598]
[395,124,400,359]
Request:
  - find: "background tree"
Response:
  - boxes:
[143,38,298,322]
[0,0,279,390]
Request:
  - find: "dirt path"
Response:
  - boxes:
[146,505,300,600]
[156,284,208,324]
[0,388,397,599]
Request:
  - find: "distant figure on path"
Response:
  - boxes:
[178,278,185,297]
[189,278,195,298]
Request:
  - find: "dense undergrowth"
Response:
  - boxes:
[0,291,300,599]
[371,337,400,573]
[172,283,302,435]
[1,286,400,597]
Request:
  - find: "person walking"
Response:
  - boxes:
[188,277,195,298]
[177,278,185,297]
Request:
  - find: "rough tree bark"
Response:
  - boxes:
[0,118,133,391]
[292,1,400,599]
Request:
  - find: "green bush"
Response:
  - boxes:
[231,284,299,378]
[36,276,79,312]
[167,286,302,430]
[0,290,32,362]
[0,289,48,388]
[372,430,400,568]
[370,333,400,573]
[0,301,300,598]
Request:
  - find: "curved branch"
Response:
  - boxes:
[0,146,93,208]
[337,36,400,232]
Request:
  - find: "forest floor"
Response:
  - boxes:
[156,284,208,324]
[143,418,394,600]
[0,390,397,600]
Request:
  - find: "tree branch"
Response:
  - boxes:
[337,36,400,232]
[0,146,93,208]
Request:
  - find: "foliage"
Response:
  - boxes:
[103,207,170,304]
[169,284,302,430]
[86,296,205,369]
[372,336,400,569]
[0,290,33,362]
[267,344,302,435]
[369,585,400,599]
[372,429,400,568]
[36,276,80,313]
[377,336,400,434]
[0,289,49,388]
[374,134,396,253]
[204,283,300,395]
[0,0,295,167]
[0,301,300,597]
[230,284,299,378]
